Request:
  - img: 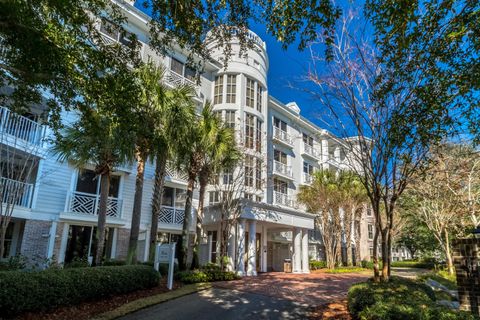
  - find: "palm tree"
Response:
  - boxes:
[176,103,236,270]
[53,71,136,265]
[146,70,196,262]
[192,107,239,268]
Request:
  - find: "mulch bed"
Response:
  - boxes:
[309,300,352,320]
[15,279,182,320]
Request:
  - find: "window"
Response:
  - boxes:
[273,178,288,194]
[246,78,255,107]
[368,224,374,240]
[273,117,287,131]
[162,187,174,207]
[184,66,196,81]
[245,113,255,149]
[274,150,287,165]
[255,158,262,190]
[208,231,218,262]
[214,76,223,104]
[255,195,262,202]
[65,225,114,264]
[245,155,254,187]
[209,191,220,204]
[303,133,314,147]
[223,168,233,185]
[256,119,262,152]
[369,247,374,259]
[76,169,120,198]
[244,193,254,200]
[175,189,187,208]
[256,86,263,112]
[226,75,236,103]
[170,58,184,75]
[100,19,119,40]
[2,222,14,258]
[303,162,314,174]
[225,110,236,129]
[367,207,372,216]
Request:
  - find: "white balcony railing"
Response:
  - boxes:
[273,127,293,145]
[67,191,122,218]
[273,191,296,208]
[165,70,197,89]
[166,162,188,181]
[0,107,45,146]
[303,144,320,158]
[159,206,185,225]
[273,161,293,178]
[303,173,313,184]
[0,177,34,208]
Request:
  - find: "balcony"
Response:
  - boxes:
[273,191,297,208]
[0,106,45,148]
[273,161,293,179]
[159,206,185,225]
[166,162,188,182]
[302,143,320,160]
[302,173,313,185]
[272,127,293,147]
[66,191,122,218]
[1,177,34,208]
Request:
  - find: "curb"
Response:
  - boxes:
[92,283,212,320]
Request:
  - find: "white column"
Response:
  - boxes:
[143,229,150,262]
[58,223,69,264]
[207,233,213,263]
[237,219,246,275]
[261,225,268,272]
[227,224,236,271]
[293,228,302,273]
[334,145,341,162]
[302,229,310,273]
[46,221,57,260]
[321,139,329,169]
[247,220,257,276]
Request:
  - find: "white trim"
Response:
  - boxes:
[111,227,118,259]
[58,222,69,263]
[46,221,57,259]
[31,159,44,210]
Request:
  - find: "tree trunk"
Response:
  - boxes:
[149,156,167,262]
[387,228,392,277]
[94,171,110,266]
[381,228,390,282]
[180,176,195,271]
[127,150,146,264]
[191,172,208,269]
[0,224,7,259]
[444,229,454,275]
[372,225,380,282]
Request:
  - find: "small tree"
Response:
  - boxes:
[305,11,450,281]
[0,116,42,258]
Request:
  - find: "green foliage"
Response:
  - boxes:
[326,267,367,274]
[310,260,327,270]
[0,255,28,271]
[391,260,434,269]
[64,257,89,269]
[348,277,475,320]
[418,271,457,291]
[0,265,159,317]
[102,259,127,266]
[176,265,239,284]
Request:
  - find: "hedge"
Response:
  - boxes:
[176,264,239,284]
[309,260,326,270]
[0,265,160,318]
[348,277,475,320]
[391,259,435,269]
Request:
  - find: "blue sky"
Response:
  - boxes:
[133,2,328,130]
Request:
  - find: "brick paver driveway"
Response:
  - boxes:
[214,271,370,307]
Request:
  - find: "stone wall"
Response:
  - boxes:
[453,237,480,316]
[20,219,51,266]
[115,228,130,260]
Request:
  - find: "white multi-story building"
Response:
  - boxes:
[0,1,371,273]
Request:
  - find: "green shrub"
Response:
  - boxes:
[63,257,89,269]
[348,277,475,320]
[326,266,367,273]
[391,259,434,269]
[0,265,159,317]
[102,259,127,266]
[177,268,239,284]
[158,262,179,275]
[0,255,27,271]
[309,260,326,270]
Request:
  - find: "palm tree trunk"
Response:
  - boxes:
[192,171,208,269]
[94,171,110,266]
[149,155,167,262]
[180,176,195,271]
[127,150,146,264]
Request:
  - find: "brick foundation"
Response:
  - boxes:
[20,219,51,267]
[453,237,480,316]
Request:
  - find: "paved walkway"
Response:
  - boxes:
[391,267,430,279]
[214,271,369,306]
[120,287,310,320]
